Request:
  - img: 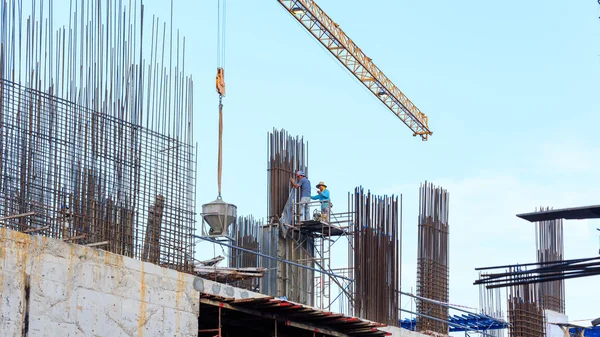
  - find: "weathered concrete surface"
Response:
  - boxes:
[0,228,199,337]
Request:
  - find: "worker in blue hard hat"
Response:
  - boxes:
[311,181,331,222]
[290,170,311,221]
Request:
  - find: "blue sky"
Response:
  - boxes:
[41,0,600,326]
[151,0,600,323]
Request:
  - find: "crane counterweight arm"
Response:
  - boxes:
[278,0,432,140]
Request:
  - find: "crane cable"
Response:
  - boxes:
[216,0,226,198]
[217,0,226,68]
[217,97,223,198]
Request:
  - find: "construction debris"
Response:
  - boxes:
[198,255,226,267]
[194,266,266,283]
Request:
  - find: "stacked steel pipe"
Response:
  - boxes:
[0,1,196,271]
[416,181,449,334]
[350,187,400,325]
[535,207,565,313]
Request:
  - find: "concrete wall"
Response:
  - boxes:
[546,310,569,337]
[0,228,199,337]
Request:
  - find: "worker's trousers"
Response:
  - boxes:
[299,197,311,221]
[320,206,330,222]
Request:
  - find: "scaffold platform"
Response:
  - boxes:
[295,220,346,236]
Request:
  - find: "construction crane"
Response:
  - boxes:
[278,0,432,140]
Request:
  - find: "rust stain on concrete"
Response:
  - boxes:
[137,262,147,337]
[175,271,185,334]
[104,249,112,265]
[0,228,6,261]
[64,244,75,317]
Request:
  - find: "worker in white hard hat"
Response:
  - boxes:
[290,170,311,221]
[311,181,331,222]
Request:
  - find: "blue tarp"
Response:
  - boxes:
[400,313,509,333]
[571,326,600,337]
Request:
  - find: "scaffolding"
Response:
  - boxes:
[221,128,403,320]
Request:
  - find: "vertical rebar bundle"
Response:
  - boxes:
[229,215,262,291]
[507,277,546,337]
[265,128,314,305]
[0,1,196,271]
[535,206,565,313]
[350,186,399,325]
[479,277,505,337]
[267,128,308,224]
[416,181,449,334]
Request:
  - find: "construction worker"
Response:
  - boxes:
[311,181,331,222]
[290,170,311,221]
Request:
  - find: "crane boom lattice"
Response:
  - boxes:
[278,0,432,140]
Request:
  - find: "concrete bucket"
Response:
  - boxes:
[201,197,237,236]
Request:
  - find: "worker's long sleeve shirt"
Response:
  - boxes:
[311,189,330,209]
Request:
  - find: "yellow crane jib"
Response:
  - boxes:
[278,0,432,140]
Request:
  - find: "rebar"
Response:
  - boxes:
[261,128,314,304]
[478,275,505,337]
[229,215,262,291]
[0,0,196,272]
[507,277,546,337]
[416,181,449,334]
[350,186,400,325]
[267,127,308,225]
[535,206,565,313]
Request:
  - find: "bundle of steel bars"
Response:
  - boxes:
[229,215,262,291]
[478,276,505,337]
[267,128,308,225]
[350,186,399,326]
[507,280,545,337]
[475,256,600,288]
[264,128,314,305]
[416,181,449,334]
[0,1,196,271]
[535,206,565,313]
